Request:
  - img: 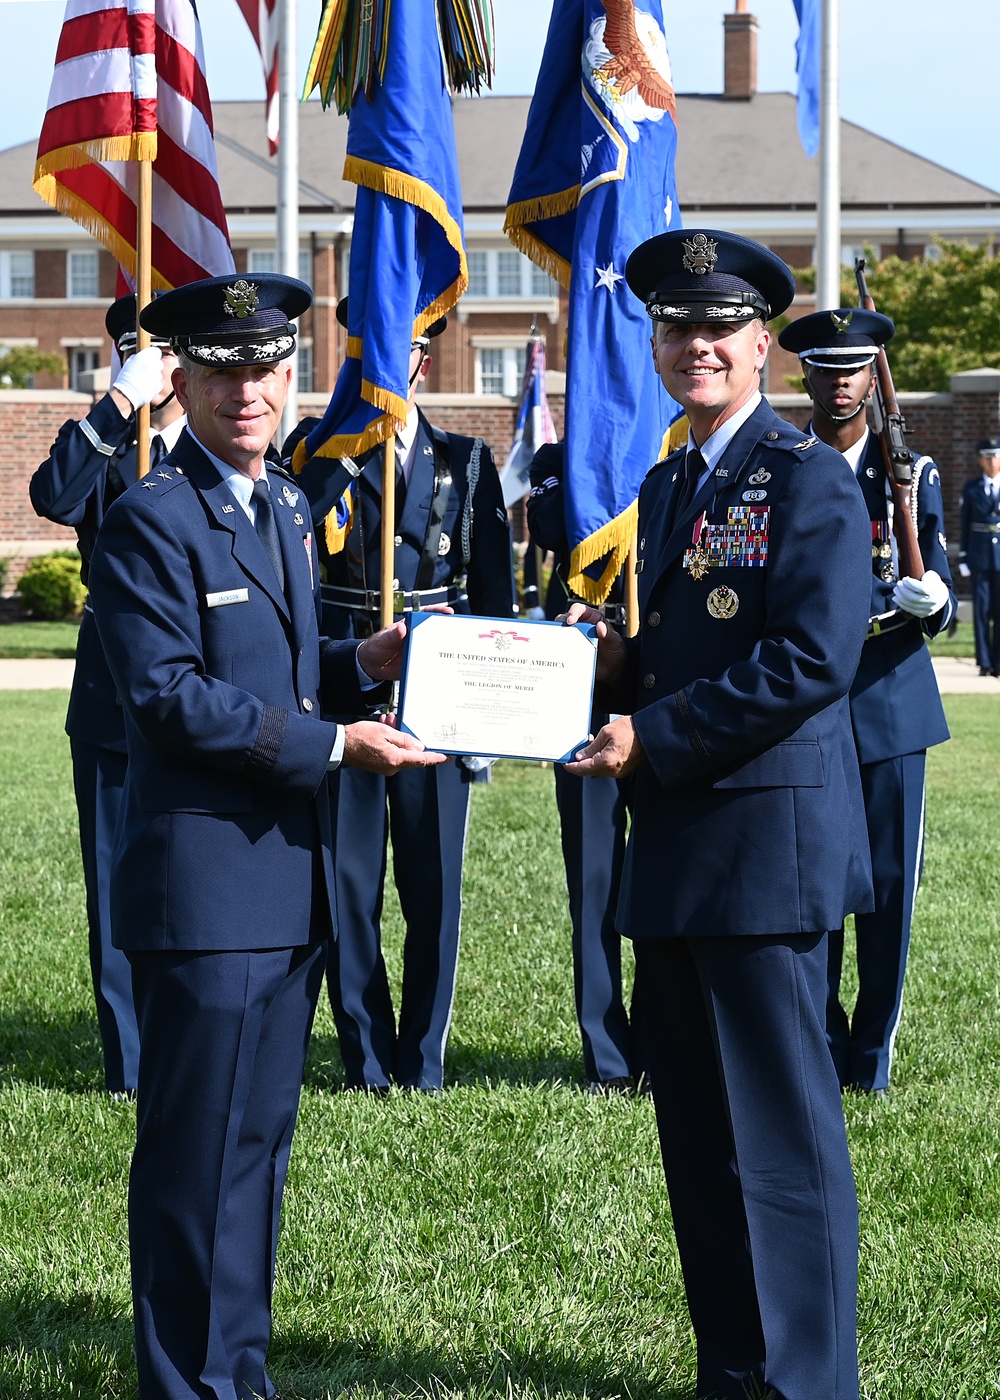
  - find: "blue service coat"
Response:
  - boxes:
[959,472,1000,574]
[29,394,145,751]
[606,399,874,940]
[848,434,954,765]
[88,428,384,953]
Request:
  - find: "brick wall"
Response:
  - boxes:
[3,374,997,589]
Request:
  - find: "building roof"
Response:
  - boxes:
[2,91,997,219]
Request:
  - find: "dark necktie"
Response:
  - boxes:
[251,476,285,592]
[149,434,165,470]
[673,448,707,526]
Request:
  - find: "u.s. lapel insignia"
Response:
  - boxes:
[221,503,235,514]
[747,467,771,485]
[706,585,739,620]
[282,484,299,508]
[293,512,304,525]
[438,531,451,557]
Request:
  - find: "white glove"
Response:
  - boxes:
[525,606,546,621]
[958,562,972,580]
[892,569,949,618]
[113,345,167,411]
[461,755,497,773]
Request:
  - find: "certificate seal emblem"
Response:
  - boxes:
[706,585,739,620]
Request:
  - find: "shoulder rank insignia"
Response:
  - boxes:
[791,437,819,451]
[157,471,172,480]
[141,480,156,489]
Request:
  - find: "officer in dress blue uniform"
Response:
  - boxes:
[286,302,514,1092]
[29,295,185,1094]
[958,435,1000,676]
[779,310,956,1095]
[563,230,873,1400]
[526,440,641,1093]
[88,273,444,1400]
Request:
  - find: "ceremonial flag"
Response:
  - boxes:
[792,0,820,158]
[498,334,557,509]
[505,0,683,605]
[236,0,280,155]
[295,0,483,466]
[33,0,234,289]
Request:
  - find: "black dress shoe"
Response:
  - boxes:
[980,666,992,676]
[587,1077,633,1096]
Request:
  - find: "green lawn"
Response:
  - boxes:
[1,693,998,1399]
[926,619,976,658]
[0,620,81,659]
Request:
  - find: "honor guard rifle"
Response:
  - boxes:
[855,258,925,580]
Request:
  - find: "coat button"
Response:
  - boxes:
[394,534,403,547]
[643,673,656,689]
[640,537,646,550]
[767,431,779,440]
[302,697,314,712]
[647,611,661,627]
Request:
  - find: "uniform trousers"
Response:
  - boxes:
[552,759,635,1083]
[127,942,326,1400]
[971,570,1000,672]
[827,750,926,1092]
[634,933,859,1400]
[70,738,139,1093]
[325,759,470,1090]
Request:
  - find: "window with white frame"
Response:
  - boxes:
[465,248,558,298]
[248,247,313,287]
[297,342,313,394]
[476,345,527,397]
[68,346,100,390]
[0,251,34,299]
[67,249,100,299]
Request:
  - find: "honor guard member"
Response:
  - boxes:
[88,272,444,1400]
[287,300,514,1092]
[29,294,185,1094]
[563,230,873,1400]
[780,310,956,1095]
[527,440,642,1093]
[958,435,1000,676]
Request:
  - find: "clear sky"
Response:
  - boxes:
[2,0,997,194]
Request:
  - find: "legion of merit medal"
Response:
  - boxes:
[684,513,710,579]
[706,585,739,620]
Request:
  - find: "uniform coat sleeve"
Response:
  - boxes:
[30,395,134,528]
[465,442,516,619]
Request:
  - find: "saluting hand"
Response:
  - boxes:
[563,716,645,780]
[557,602,627,686]
[342,719,447,775]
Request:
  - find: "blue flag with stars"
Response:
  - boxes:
[505,0,682,604]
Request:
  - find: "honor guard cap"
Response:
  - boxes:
[335,295,447,348]
[140,273,312,367]
[105,293,171,356]
[625,229,796,324]
[976,436,1000,456]
[778,308,894,370]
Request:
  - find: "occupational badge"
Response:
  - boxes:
[294,512,304,525]
[747,467,771,485]
[706,585,739,620]
[282,484,299,508]
[438,531,451,557]
[742,490,767,503]
[681,233,719,276]
[222,279,260,319]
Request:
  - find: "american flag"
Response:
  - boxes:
[236,0,280,155]
[33,0,234,290]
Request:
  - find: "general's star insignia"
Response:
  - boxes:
[595,262,624,293]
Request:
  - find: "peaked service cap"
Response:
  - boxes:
[625,229,796,325]
[140,273,312,367]
[779,307,894,370]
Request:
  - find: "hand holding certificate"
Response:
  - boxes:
[397,613,598,763]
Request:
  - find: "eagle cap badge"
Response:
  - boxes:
[682,233,719,276]
[223,280,260,319]
[830,309,853,333]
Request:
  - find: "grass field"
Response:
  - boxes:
[0,621,81,659]
[1,691,998,1399]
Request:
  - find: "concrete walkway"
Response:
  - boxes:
[0,655,996,695]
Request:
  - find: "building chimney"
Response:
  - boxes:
[724,0,758,101]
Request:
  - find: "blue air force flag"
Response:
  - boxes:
[505,0,682,605]
[499,336,558,509]
[792,0,820,158]
[295,0,467,466]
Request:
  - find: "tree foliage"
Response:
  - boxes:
[0,346,66,389]
[791,241,1000,392]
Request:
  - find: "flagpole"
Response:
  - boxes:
[380,439,396,629]
[135,158,153,478]
[815,0,840,310]
[277,0,300,444]
[625,536,639,637]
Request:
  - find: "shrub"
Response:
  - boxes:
[16,551,87,620]
[0,556,10,595]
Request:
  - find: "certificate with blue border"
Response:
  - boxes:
[398,613,598,763]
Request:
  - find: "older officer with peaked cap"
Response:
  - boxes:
[88,272,444,1400]
[286,298,513,1093]
[779,309,955,1097]
[563,231,873,1400]
[29,294,184,1094]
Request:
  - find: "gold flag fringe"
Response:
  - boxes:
[324,489,354,555]
[566,500,639,606]
[31,168,172,292]
[662,413,689,459]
